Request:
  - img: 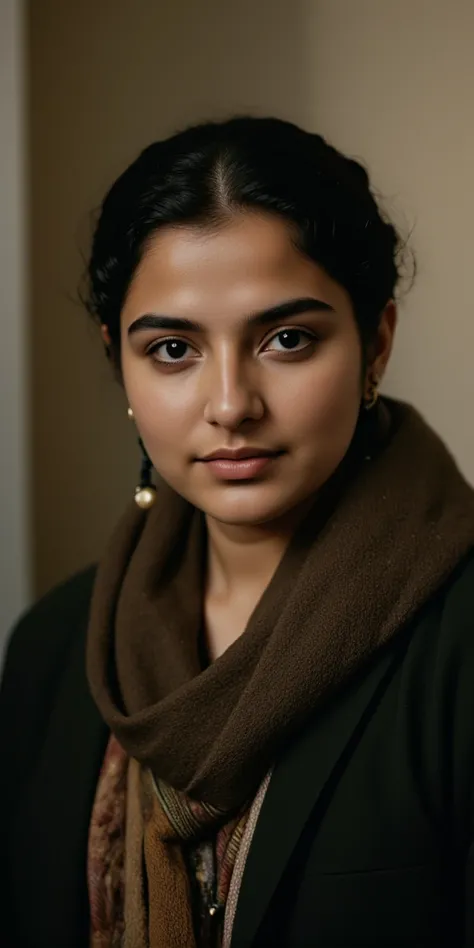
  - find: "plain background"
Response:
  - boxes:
[0,0,29,656]
[2,0,474,659]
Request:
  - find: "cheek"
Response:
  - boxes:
[138,398,192,456]
[271,341,362,437]
[123,362,194,456]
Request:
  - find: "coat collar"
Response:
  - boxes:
[230,636,406,948]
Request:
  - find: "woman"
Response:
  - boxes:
[1,116,474,948]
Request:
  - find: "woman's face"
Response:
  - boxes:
[121,211,393,527]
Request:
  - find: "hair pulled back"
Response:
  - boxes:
[84,116,414,372]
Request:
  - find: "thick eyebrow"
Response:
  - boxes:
[127,297,335,336]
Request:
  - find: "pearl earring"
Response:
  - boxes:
[127,407,156,508]
[134,439,157,509]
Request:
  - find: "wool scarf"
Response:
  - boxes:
[87,398,474,946]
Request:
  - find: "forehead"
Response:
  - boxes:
[121,212,350,328]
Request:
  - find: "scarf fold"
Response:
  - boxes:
[86,397,474,947]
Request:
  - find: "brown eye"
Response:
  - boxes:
[264,329,315,353]
[148,338,195,363]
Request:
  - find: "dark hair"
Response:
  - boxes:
[84,116,415,374]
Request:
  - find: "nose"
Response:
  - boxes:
[203,347,265,429]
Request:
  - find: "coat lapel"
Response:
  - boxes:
[230,635,407,948]
[13,625,109,947]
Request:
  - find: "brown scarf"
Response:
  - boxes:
[87,398,474,946]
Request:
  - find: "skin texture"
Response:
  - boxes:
[119,211,396,656]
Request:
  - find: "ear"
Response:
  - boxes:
[366,299,397,384]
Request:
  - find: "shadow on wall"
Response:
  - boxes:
[28,0,311,597]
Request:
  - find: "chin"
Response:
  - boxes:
[200,485,307,528]
[211,508,277,527]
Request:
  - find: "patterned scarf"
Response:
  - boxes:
[88,735,252,948]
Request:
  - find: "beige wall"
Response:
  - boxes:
[1,0,29,659]
[28,0,311,596]
[307,0,474,478]
[28,0,474,597]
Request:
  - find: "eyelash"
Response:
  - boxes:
[146,328,318,366]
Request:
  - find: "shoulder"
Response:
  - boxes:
[440,549,474,623]
[0,566,99,806]
[0,567,105,941]
[406,549,474,677]
[394,550,474,744]
[434,549,474,655]
[423,550,474,719]
[2,565,97,674]
[436,551,474,835]
[407,551,474,834]
[0,565,97,727]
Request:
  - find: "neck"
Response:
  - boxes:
[205,499,313,601]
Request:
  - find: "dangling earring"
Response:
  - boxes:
[127,407,157,509]
[364,373,380,411]
[135,438,157,509]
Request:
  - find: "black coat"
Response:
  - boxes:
[2,553,474,948]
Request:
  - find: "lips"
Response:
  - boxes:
[197,448,284,481]
[200,447,281,462]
